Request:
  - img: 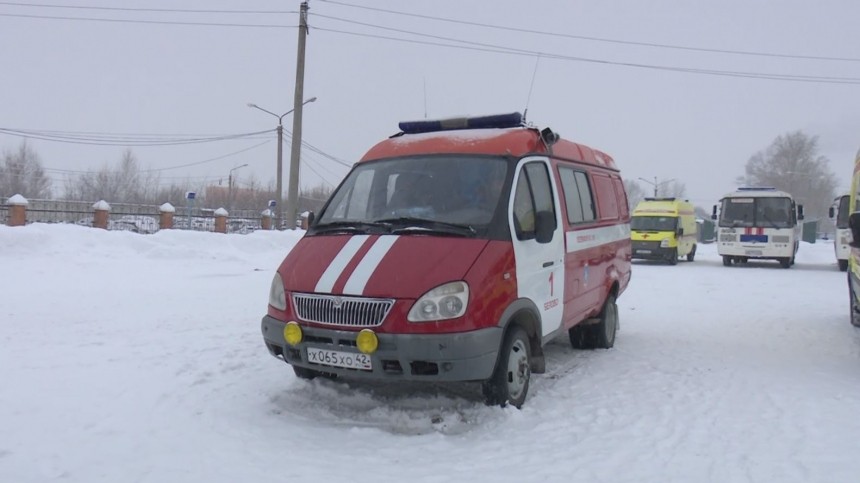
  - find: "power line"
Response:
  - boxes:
[0,12,296,28]
[0,1,296,15]
[0,128,275,146]
[312,26,860,85]
[318,0,860,63]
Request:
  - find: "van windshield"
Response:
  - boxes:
[719,197,794,228]
[631,216,677,232]
[315,155,510,234]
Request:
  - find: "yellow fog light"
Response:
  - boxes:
[283,321,303,346]
[356,329,378,354]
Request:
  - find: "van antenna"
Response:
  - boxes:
[522,54,541,123]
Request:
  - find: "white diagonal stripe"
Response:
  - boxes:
[314,235,370,294]
[565,224,630,253]
[343,235,399,295]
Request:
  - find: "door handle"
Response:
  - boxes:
[542,261,554,268]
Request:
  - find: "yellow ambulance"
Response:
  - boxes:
[631,197,698,265]
[847,148,860,327]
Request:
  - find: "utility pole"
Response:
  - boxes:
[285,1,309,230]
[276,123,283,225]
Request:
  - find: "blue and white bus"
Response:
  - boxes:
[712,187,804,268]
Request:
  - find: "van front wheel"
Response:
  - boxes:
[482,327,531,409]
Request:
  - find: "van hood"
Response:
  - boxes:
[279,235,489,299]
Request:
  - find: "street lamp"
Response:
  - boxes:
[228,163,249,213]
[638,176,676,197]
[247,96,317,228]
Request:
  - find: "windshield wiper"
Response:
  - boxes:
[374,217,476,237]
[312,221,387,235]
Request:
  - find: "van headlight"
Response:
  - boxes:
[269,274,287,311]
[408,281,469,322]
[660,239,670,248]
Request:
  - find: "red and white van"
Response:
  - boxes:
[261,113,631,408]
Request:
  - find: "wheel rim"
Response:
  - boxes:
[505,339,529,400]
[605,302,618,344]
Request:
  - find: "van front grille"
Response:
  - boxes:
[292,293,394,327]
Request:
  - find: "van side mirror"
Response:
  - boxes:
[850,213,860,248]
[677,227,685,236]
[797,204,804,221]
[829,206,835,219]
[711,205,717,220]
[307,211,315,227]
[534,210,555,244]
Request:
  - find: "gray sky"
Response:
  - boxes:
[2,0,859,209]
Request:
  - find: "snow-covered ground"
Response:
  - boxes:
[2,224,859,483]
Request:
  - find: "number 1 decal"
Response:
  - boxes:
[549,271,554,297]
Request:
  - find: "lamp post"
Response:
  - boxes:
[247,96,316,228]
[228,163,249,214]
[638,176,676,197]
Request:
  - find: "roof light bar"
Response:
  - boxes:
[737,187,776,191]
[398,112,523,134]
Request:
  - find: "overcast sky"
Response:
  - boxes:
[2,0,859,208]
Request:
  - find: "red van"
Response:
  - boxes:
[261,113,631,408]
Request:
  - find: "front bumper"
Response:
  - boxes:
[261,315,502,382]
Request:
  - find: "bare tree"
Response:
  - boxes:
[661,180,687,199]
[0,141,51,198]
[64,149,161,203]
[737,130,838,226]
[623,179,647,211]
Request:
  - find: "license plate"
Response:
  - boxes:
[636,249,651,254]
[745,249,763,256]
[307,347,372,370]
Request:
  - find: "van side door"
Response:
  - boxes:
[510,157,566,339]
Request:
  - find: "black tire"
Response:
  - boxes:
[482,327,531,409]
[839,260,848,272]
[779,257,791,269]
[687,244,696,262]
[668,248,678,266]
[568,294,618,350]
[593,295,618,349]
[722,255,732,267]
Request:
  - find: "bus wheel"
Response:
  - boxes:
[722,256,732,267]
[779,257,791,269]
[839,260,849,272]
[687,245,696,262]
[482,327,530,408]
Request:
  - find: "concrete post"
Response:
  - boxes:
[159,202,175,230]
[6,194,28,227]
[214,208,228,234]
[92,200,111,230]
[261,209,273,231]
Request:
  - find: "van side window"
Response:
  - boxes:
[592,174,618,221]
[612,177,629,219]
[513,162,556,240]
[559,167,596,224]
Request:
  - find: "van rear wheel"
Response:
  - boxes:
[667,248,678,265]
[839,260,849,272]
[568,295,618,350]
[687,245,696,262]
[482,327,531,408]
